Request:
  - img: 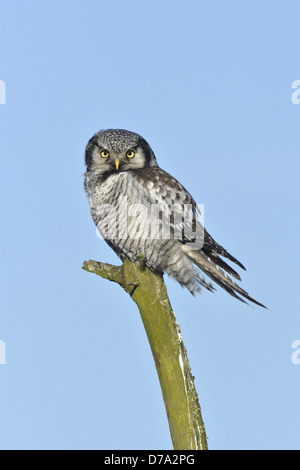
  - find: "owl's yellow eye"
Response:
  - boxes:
[100,150,110,158]
[126,150,135,159]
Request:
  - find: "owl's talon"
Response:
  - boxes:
[127,283,139,297]
[139,254,146,272]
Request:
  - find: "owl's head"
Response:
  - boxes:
[85,129,158,174]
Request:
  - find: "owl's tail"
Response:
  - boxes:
[183,246,267,308]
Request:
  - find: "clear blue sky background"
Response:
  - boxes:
[1,0,300,450]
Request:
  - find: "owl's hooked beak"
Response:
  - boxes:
[115,158,120,170]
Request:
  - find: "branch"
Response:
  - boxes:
[82,258,208,450]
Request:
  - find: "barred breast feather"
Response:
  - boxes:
[84,165,266,307]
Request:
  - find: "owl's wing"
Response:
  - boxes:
[133,167,266,308]
[133,167,243,274]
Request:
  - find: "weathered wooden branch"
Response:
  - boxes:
[82,258,208,450]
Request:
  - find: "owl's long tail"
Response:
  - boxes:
[183,246,267,308]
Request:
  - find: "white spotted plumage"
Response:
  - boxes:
[84,129,266,308]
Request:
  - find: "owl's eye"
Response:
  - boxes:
[126,150,135,159]
[100,150,110,158]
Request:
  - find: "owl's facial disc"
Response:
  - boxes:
[98,147,140,172]
[99,148,121,171]
[85,129,158,172]
[114,149,135,171]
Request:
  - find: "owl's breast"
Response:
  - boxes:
[85,170,148,239]
[84,169,192,275]
[88,171,143,207]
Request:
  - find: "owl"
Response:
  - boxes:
[84,129,266,308]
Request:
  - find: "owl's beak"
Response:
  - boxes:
[115,158,120,170]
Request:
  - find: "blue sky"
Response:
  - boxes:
[0,0,300,450]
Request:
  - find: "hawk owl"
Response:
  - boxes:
[84,129,266,308]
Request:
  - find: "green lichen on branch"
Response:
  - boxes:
[82,258,208,450]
